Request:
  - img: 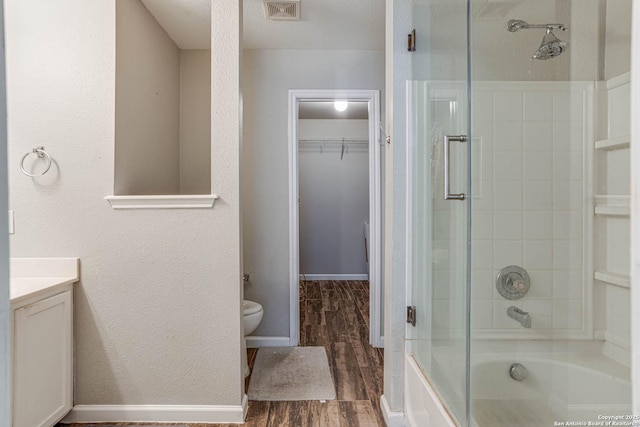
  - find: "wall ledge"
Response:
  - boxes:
[105,195,219,210]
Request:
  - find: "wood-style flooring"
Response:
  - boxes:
[60,280,384,427]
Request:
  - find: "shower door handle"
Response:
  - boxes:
[444,134,467,201]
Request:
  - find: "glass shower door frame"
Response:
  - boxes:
[406,79,471,426]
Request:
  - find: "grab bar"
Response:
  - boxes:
[443,135,467,200]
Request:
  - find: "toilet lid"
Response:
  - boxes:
[243,300,262,315]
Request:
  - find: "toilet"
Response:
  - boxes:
[243,299,263,336]
[242,299,263,377]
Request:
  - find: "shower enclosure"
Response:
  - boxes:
[407,0,632,425]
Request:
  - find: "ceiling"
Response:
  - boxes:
[140,0,385,50]
[140,0,212,49]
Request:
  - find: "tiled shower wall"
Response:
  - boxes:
[471,82,593,335]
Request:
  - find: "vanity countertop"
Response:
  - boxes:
[10,258,79,306]
[11,276,78,304]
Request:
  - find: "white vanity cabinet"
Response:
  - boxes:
[13,288,73,427]
[9,258,78,427]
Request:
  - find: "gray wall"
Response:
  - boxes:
[180,49,211,194]
[299,119,369,276]
[242,49,384,337]
[115,0,180,195]
[115,1,212,196]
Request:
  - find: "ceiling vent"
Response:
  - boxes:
[264,0,300,21]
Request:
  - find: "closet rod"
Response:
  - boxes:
[298,138,369,144]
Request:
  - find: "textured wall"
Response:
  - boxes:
[241,49,384,338]
[115,0,181,195]
[0,0,9,423]
[5,0,242,408]
[298,119,369,276]
[180,49,211,194]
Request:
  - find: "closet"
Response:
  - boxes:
[298,102,370,279]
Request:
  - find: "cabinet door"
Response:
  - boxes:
[13,291,72,427]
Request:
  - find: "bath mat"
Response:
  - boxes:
[248,346,336,401]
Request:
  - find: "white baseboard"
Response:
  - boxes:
[374,335,385,348]
[245,336,292,348]
[299,274,369,280]
[380,394,404,427]
[62,396,248,424]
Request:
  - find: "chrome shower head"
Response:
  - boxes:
[531,28,568,60]
[507,19,569,60]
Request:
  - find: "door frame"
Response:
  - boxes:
[288,89,383,348]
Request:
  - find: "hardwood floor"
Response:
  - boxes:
[242,280,384,426]
[60,280,384,427]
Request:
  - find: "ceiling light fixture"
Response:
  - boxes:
[334,100,348,112]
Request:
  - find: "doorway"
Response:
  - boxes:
[288,90,382,348]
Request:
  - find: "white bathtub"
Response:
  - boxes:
[471,355,631,426]
[405,341,631,427]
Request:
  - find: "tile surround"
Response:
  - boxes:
[472,83,588,333]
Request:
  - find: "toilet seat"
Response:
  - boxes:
[244,300,262,316]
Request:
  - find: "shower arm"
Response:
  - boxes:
[507,20,567,33]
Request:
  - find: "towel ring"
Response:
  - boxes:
[20,146,52,177]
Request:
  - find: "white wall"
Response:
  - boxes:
[298,119,369,276]
[5,0,242,411]
[115,0,181,195]
[384,0,412,414]
[411,0,602,82]
[604,0,632,80]
[242,49,384,337]
[180,49,211,194]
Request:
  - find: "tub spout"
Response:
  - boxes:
[507,306,531,328]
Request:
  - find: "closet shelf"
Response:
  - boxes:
[595,135,630,151]
[298,138,368,144]
[594,271,630,289]
[594,195,630,216]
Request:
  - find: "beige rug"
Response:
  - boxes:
[248,346,336,401]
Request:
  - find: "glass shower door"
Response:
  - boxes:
[467,1,632,426]
[408,0,471,425]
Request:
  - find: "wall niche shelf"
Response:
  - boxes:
[594,271,630,289]
[105,195,219,210]
[595,135,630,151]
[594,195,630,216]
